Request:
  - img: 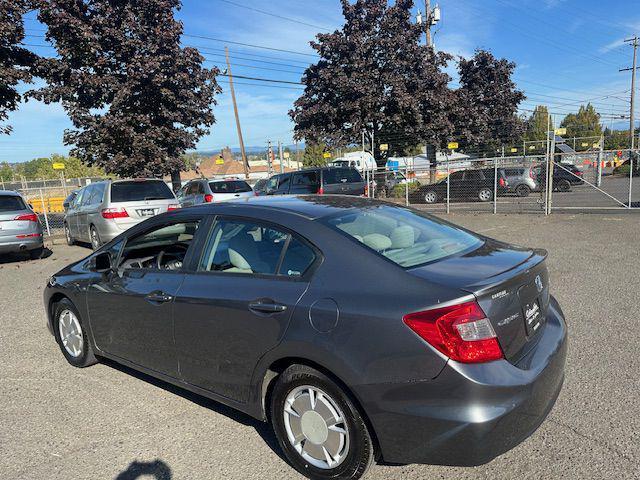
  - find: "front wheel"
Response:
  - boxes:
[53,298,98,368]
[423,190,438,204]
[556,179,571,192]
[64,223,75,246]
[270,365,375,480]
[478,187,493,202]
[515,184,531,197]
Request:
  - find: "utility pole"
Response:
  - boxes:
[621,36,638,149]
[425,0,431,46]
[278,141,284,174]
[267,140,273,176]
[225,47,249,179]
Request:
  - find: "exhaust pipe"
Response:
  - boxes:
[19,244,27,251]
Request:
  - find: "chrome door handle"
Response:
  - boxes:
[248,302,287,314]
[145,292,174,304]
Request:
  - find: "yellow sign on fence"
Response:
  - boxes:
[555,128,567,135]
[323,152,331,158]
[379,144,389,151]
[52,162,65,170]
[529,145,536,150]
[581,142,589,147]
[510,148,518,153]
[447,142,459,150]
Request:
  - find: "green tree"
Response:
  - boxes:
[0,162,14,181]
[525,105,552,142]
[603,127,631,150]
[13,154,105,180]
[303,143,329,167]
[560,104,602,139]
[31,0,220,188]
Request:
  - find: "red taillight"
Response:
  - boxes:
[575,170,583,176]
[316,187,324,195]
[204,194,214,203]
[15,213,38,222]
[363,183,369,197]
[499,177,506,187]
[403,301,503,363]
[167,204,181,211]
[16,233,41,238]
[101,207,129,219]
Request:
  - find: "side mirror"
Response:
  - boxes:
[94,252,113,273]
[63,201,70,209]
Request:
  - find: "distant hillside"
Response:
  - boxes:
[196,143,303,157]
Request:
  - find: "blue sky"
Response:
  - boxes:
[3,0,639,163]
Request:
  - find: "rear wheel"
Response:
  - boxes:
[515,184,531,197]
[53,298,98,368]
[270,365,375,480]
[556,179,571,192]
[90,225,101,250]
[478,188,493,202]
[64,223,74,246]
[423,190,438,204]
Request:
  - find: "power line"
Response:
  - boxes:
[217,0,331,31]
[183,33,319,58]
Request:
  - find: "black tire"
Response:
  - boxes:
[29,247,44,260]
[53,298,98,368]
[64,222,75,246]
[515,184,531,197]
[556,179,571,192]
[423,190,438,204]
[90,225,101,250]
[478,187,493,202]
[270,365,376,480]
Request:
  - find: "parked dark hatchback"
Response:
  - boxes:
[266,167,366,196]
[412,168,509,204]
[534,164,585,191]
[44,196,567,480]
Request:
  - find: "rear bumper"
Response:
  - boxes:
[0,234,44,253]
[356,296,567,466]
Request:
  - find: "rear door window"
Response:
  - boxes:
[0,195,26,212]
[292,171,320,187]
[323,168,362,185]
[276,174,291,192]
[209,181,252,193]
[110,181,174,202]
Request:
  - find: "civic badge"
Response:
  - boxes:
[535,275,543,293]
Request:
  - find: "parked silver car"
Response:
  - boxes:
[500,167,538,197]
[0,190,44,259]
[64,179,179,249]
[177,178,254,207]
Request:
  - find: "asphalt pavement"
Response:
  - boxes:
[0,213,638,479]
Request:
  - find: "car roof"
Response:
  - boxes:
[0,190,21,197]
[190,195,389,220]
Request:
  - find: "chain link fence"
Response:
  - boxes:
[365,148,639,214]
[5,177,109,238]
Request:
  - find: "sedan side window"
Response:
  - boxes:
[119,220,201,270]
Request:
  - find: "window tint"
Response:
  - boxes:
[279,237,316,277]
[292,171,320,186]
[449,171,464,181]
[323,168,362,185]
[209,180,252,193]
[253,179,267,192]
[277,174,291,191]
[199,219,288,275]
[464,170,483,181]
[0,195,26,212]
[110,181,174,202]
[119,220,200,270]
[86,183,105,205]
[324,205,482,268]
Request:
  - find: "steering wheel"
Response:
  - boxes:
[156,244,189,270]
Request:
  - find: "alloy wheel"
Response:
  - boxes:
[424,191,437,203]
[283,385,350,470]
[90,227,100,249]
[58,309,84,358]
[479,188,492,202]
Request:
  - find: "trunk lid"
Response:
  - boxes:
[409,239,550,363]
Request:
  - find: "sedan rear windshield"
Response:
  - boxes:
[323,205,482,268]
[110,181,174,202]
[209,180,252,193]
[0,195,26,212]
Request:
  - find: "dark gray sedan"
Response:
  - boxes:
[44,196,567,479]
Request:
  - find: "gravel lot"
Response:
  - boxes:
[1,213,638,480]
